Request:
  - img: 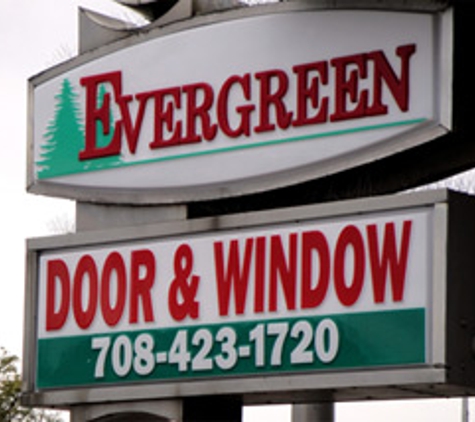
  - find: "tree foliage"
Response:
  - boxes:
[0,347,63,422]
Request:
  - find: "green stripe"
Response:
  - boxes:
[36,308,425,389]
[38,118,426,179]
[119,118,427,167]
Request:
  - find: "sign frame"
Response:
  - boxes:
[26,2,453,205]
[22,189,475,407]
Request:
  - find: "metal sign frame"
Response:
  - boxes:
[22,189,475,407]
[26,2,453,205]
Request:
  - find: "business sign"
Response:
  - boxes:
[24,190,475,406]
[27,7,452,203]
[36,208,424,389]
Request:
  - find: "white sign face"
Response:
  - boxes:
[27,9,451,203]
[35,206,432,390]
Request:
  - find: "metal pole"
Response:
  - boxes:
[462,397,469,422]
[292,403,335,422]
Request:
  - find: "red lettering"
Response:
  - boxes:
[293,61,329,127]
[255,69,293,132]
[45,250,160,332]
[167,243,200,321]
[100,252,127,326]
[367,44,416,115]
[183,82,218,143]
[330,53,369,122]
[367,220,412,303]
[254,237,266,313]
[117,92,150,154]
[80,71,123,159]
[73,255,98,329]
[129,249,155,323]
[46,259,70,331]
[214,239,253,316]
[217,74,255,138]
[301,231,330,309]
[76,44,416,163]
[334,226,365,306]
[148,87,185,148]
[270,234,297,311]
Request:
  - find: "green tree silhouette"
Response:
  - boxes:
[37,79,122,179]
[37,78,85,178]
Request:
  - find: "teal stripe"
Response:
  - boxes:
[38,118,426,179]
[119,118,427,167]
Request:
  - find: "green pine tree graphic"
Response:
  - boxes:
[37,78,85,178]
[37,78,122,179]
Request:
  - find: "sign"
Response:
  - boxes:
[36,209,422,388]
[23,190,475,406]
[27,7,452,204]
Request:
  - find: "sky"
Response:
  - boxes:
[0,0,473,420]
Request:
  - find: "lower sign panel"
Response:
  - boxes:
[23,190,475,406]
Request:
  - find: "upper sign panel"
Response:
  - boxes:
[27,8,452,204]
